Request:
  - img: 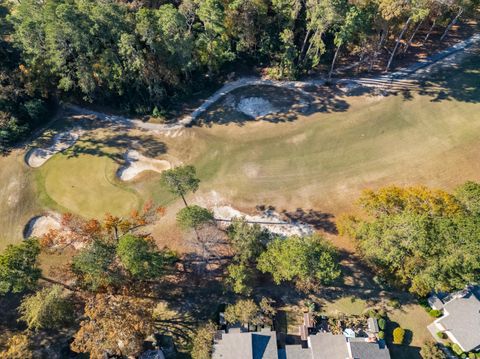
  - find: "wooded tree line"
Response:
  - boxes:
[1,0,479,119]
[0,4,55,154]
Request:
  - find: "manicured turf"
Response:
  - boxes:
[39,151,140,219]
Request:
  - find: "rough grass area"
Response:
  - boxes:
[0,152,42,250]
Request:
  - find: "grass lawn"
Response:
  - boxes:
[320,296,368,317]
[386,304,433,359]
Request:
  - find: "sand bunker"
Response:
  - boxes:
[117,150,171,181]
[213,205,313,237]
[235,97,279,118]
[24,213,62,239]
[26,129,83,168]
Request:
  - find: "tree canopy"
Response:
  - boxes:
[0,238,41,295]
[160,165,200,207]
[339,184,480,296]
[257,234,340,289]
[227,217,269,265]
[72,240,119,291]
[223,298,276,326]
[176,205,214,230]
[117,234,177,279]
[71,295,154,359]
[18,285,74,330]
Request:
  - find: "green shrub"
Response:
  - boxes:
[452,343,464,356]
[378,331,385,340]
[436,331,446,340]
[468,353,475,359]
[461,354,466,359]
[378,318,386,330]
[392,327,405,344]
[429,309,442,318]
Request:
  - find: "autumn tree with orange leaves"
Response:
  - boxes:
[71,294,155,359]
[40,201,165,250]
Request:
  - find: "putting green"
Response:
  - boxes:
[38,151,141,219]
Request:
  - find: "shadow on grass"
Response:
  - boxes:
[196,84,350,127]
[64,133,168,164]
[388,344,421,359]
[281,208,337,234]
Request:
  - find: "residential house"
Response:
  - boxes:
[213,314,391,359]
[213,327,278,359]
[429,286,480,353]
[279,332,391,359]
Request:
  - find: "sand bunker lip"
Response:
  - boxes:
[25,129,84,168]
[117,150,172,181]
[213,205,313,237]
[24,213,62,239]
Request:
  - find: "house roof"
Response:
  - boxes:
[308,333,391,359]
[428,295,444,310]
[213,328,278,359]
[282,345,311,359]
[437,288,480,352]
[309,333,350,359]
[348,338,391,359]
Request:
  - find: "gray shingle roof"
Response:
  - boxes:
[437,289,480,352]
[282,345,311,359]
[348,338,391,359]
[309,333,349,359]
[213,329,278,359]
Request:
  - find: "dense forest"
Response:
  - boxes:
[0,0,478,136]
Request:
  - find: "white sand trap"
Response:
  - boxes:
[26,129,83,168]
[213,205,313,237]
[236,97,278,118]
[24,213,62,239]
[117,150,171,181]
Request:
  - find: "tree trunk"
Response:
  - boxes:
[328,44,341,81]
[299,28,312,63]
[440,8,464,42]
[180,193,189,208]
[386,17,412,72]
[303,28,318,64]
[403,19,424,53]
[422,19,436,45]
[369,27,388,72]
